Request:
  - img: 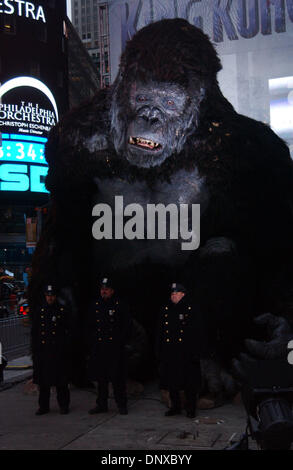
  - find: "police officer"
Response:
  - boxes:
[31,285,73,415]
[156,283,205,418]
[86,277,132,415]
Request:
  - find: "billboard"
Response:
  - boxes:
[0,76,59,194]
[0,0,68,199]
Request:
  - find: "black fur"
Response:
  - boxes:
[30,19,293,381]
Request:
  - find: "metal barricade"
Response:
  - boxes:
[0,298,18,318]
[0,311,30,361]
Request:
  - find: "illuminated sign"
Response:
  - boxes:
[0,0,46,23]
[0,76,59,126]
[0,133,48,192]
[0,76,58,195]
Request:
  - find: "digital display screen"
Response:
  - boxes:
[0,76,58,196]
[0,133,48,193]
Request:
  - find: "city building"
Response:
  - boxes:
[66,17,100,108]
[0,0,69,278]
[0,1,101,279]
[71,0,111,88]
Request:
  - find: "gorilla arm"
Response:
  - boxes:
[29,88,112,309]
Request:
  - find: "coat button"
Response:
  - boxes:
[179,338,182,342]
[166,330,169,333]
[41,332,45,335]
[42,340,45,344]
[166,338,170,342]
[180,329,183,333]
[109,337,112,340]
[165,322,168,325]
[52,332,56,335]
[98,338,102,341]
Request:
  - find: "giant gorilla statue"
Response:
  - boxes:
[29,19,293,398]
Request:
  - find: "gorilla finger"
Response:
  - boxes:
[231,359,247,383]
[239,352,255,363]
[253,313,276,326]
[245,338,271,359]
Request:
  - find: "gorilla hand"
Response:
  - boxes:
[245,313,292,360]
[199,358,238,409]
[232,313,293,383]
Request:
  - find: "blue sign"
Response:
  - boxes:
[0,133,48,193]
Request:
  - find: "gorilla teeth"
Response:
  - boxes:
[129,136,161,150]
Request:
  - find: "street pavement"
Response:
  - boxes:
[0,355,253,451]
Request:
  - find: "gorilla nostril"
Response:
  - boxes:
[138,114,149,122]
[151,118,159,125]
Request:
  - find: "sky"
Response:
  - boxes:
[66,0,72,20]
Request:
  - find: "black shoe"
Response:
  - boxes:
[165,408,181,416]
[60,407,69,415]
[118,407,128,415]
[35,408,49,416]
[186,411,196,418]
[88,405,108,414]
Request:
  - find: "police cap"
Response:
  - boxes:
[171,282,187,293]
[44,284,56,296]
[100,277,115,289]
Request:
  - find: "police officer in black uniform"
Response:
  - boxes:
[156,283,206,418]
[31,285,73,415]
[86,278,132,415]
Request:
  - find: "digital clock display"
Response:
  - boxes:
[0,133,49,193]
[0,133,47,164]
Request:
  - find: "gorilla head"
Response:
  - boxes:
[110,18,222,169]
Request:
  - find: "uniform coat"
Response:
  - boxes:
[156,295,206,391]
[85,295,132,382]
[31,302,73,386]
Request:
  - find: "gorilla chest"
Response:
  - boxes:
[94,167,207,207]
[92,167,208,269]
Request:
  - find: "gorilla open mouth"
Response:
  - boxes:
[129,136,162,152]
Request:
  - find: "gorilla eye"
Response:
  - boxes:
[167,99,175,106]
